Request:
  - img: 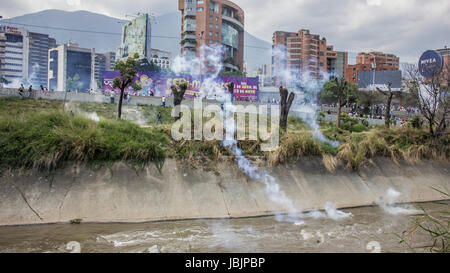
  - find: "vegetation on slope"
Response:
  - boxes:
[0,97,448,173]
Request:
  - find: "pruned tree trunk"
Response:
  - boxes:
[279,86,295,132]
[337,97,342,129]
[172,83,188,121]
[384,92,394,128]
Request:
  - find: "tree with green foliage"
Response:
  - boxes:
[66,74,82,91]
[170,82,188,121]
[319,80,356,106]
[113,53,142,119]
[321,77,354,128]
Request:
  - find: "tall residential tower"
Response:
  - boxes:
[178,0,245,73]
[272,29,347,86]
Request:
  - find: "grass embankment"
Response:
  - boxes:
[0,97,448,173]
[0,98,168,172]
[265,114,449,171]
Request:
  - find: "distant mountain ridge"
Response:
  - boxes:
[4,9,271,73]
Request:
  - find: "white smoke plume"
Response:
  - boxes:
[172,44,299,220]
[64,101,102,122]
[4,63,41,89]
[378,188,419,215]
[272,45,339,148]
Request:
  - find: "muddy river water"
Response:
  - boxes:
[0,202,446,253]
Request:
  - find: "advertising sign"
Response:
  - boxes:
[418,50,444,78]
[358,70,402,91]
[102,71,259,101]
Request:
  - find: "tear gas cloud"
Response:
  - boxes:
[272,44,339,148]
[170,44,350,222]
[378,188,419,215]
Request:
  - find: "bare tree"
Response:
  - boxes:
[376,82,396,128]
[404,62,449,145]
[279,86,295,132]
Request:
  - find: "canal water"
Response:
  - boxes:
[0,202,446,253]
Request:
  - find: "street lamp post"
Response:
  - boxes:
[368,52,377,117]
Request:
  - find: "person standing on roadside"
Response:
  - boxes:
[124,91,128,105]
[28,85,33,99]
[156,111,162,125]
[110,91,115,104]
[19,84,25,99]
[162,95,166,108]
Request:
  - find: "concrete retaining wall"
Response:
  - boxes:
[0,158,448,226]
[0,87,258,109]
[0,87,404,121]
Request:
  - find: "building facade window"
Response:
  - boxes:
[210,1,219,13]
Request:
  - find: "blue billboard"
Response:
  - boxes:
[358,70,402,91]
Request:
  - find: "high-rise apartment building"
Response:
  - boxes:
[104,52,116,71]
[272,29,346,86]
[0,25,56,88]
[116,13,152,62]
[178,0,245,73]
[437,47,450,68]
[94,53,106,87]
[356,52,399,70]
[151,49,171,69]
[28,32,56,87]
[436,47,450,87]
[330,51,348,79]
[0,26,28,85]
[346,51,399,84]
[48,43,95,91]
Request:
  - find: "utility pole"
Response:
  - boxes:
[368,52,377,117]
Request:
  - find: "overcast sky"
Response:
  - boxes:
[0,0,449,63]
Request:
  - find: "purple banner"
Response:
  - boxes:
[102,71,259,101]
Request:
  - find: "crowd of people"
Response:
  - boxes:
[17,84,47,99]
[319,102,422,127]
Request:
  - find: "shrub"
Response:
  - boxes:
[361,119,369,127]
[351,123,369,133]
[408,116,423,129]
